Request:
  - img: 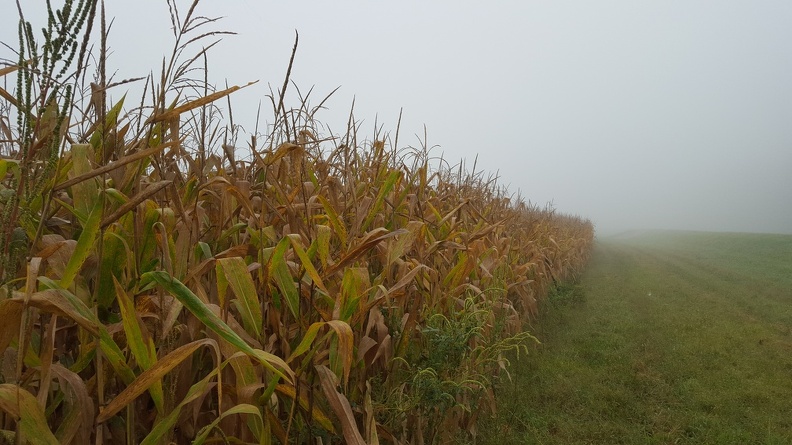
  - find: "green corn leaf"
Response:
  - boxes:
[315,224,332,268]
[288,235,328,294]
[361,170,400,231]
[339,267,369,322]
[140,362,223,445]
[89,95,125,150]
[219,222,248,243]
[96,225,130,309]
[317,195,348,247]
[286,322,324,363]
[143,271,293,383]
[59,197,102,289]
[217,257,263,339]
[68,143,99,220]
[268,237,299,320]
[34,280,137,385]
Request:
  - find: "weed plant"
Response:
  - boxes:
[0,1,593,443]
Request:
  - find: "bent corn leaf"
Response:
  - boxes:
[97,338,218,423]
[192,404,264,445]
[0,384,59,445]
[144,271,293,382]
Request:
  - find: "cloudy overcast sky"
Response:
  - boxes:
[3,1,791,235]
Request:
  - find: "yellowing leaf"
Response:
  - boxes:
[97,339,218,423]
[114,276,164,413]
[326,320,355,388]
[288,235,328,294]
[192,404,263,445]
[0,384,58,445]
[275,384,336,433]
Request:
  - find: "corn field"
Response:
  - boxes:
[0,1,593,444]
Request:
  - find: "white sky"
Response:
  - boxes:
[3,1,792,235]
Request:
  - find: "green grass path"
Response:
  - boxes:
[480,231,792,444]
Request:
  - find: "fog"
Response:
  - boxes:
[3,1,791,235]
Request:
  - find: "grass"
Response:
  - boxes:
[478,230,792,444]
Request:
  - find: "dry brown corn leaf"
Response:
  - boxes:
[315,364,366,445]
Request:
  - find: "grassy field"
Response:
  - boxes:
[479,231,792,444]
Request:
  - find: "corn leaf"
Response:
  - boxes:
[286,322,324,364]
[0,384,59,445]
[68,144,98,220]
[268,237,299,320]
[97,338,218,423]
[317,195,348,247]
[114,276,164,413]
[288,235,328,294]
[315,365,366,445]
[59,197,102,289]
[143,271,293,382]
[361,170,400,231]
[50,363,94,445]
[326,319,355,388]
[192,403,263,445]
[24,282,137,385]
[140,363,223,445]
[217,257,262,339]
[275,384,336,433]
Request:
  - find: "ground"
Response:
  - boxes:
[478,231,792,444]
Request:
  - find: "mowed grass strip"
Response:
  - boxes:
[480,231,792,444]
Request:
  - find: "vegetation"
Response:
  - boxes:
[479,231,792,444]
[0,1,593,443]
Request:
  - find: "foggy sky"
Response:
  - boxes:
[2,1,791,235]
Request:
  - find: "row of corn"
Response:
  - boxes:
[0,1,593,443]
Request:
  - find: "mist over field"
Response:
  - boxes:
[2,0,790,235]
